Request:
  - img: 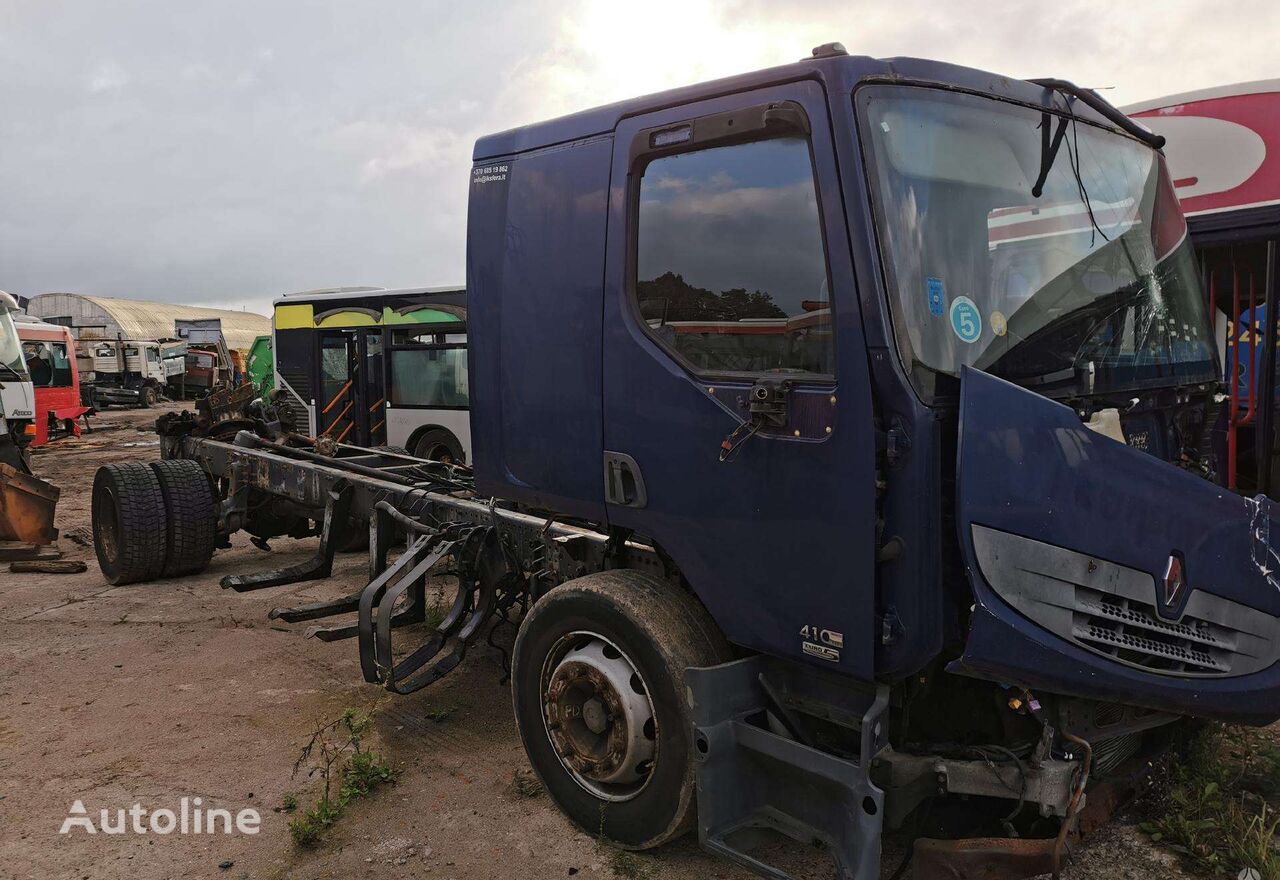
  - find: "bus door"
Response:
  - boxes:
[316,328,387,446]
[357,329,387,447]
[317,331,357,442]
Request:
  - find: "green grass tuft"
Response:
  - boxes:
[1140,723,1280,879]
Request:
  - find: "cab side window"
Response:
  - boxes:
[634,136,833,377]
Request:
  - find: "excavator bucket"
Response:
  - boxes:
[0,462,60,546]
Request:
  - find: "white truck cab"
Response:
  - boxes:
[0,291,36,467]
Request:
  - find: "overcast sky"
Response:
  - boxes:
[1,0,1276,316]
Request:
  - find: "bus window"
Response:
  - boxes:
[388,327,468,408]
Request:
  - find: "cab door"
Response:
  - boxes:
[601,81,879,678]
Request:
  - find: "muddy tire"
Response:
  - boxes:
[150,460,217,577]
[92,463,168,585]
[511,571,730,850]
[412,428,464,464]
[141,385,158,408]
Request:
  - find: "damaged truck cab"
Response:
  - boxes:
[465,45,1280,874]
[127,44,1280,880]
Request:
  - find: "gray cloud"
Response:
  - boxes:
[1,1,1275,315]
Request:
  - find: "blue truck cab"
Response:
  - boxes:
[465,44,1280,879]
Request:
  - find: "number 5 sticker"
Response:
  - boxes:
[950,296,982,344]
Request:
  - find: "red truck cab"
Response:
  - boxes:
[16,318,89,446]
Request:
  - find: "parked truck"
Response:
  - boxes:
[88,337,187,407]
[93,47,1280,880]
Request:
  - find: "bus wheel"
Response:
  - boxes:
[511,571,730,849]
[413,428,463,464]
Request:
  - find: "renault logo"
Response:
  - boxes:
[1162,554,1186,609]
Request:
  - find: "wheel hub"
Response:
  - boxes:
[543,635,656,799]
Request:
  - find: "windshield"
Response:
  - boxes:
[860,85,1215,403]
[0,308,28,381]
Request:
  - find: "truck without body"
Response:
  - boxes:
[89,337,187,407]
[95,46,1280,880]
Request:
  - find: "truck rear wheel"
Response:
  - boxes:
[511,571,730,849]
[92,463,168,585]
[150,460,217,577]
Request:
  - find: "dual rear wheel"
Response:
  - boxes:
[92,460,218,584]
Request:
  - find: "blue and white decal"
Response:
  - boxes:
[950,296,982,344]
[926,277,945,317]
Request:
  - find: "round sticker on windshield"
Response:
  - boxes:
[989,310,1008,337]
[949,296,982,344]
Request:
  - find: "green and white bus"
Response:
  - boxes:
[272,286,469,462]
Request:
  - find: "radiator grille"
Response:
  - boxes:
[1073,588,1233,674]
[971,525,1280,679]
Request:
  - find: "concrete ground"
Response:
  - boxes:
[0,402,1196,880]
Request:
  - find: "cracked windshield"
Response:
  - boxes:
[861,85,1216,402]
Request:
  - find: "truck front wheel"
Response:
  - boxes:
[511,571,730,849]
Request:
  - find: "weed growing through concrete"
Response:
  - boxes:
[288,706,398,848]
[1139,723,1280,879]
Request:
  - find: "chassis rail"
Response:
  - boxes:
[168,430,664,692]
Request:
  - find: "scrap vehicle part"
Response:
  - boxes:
[220,481,354,591]
[10,559,87,574]
[0,462,60,546]
[874,749,1078,826]
[687,655,890,880]
[911,836,1057,880]
[92,463,168,585]
[150,459,218,577]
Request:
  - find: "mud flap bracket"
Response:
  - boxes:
[688,656,889,880]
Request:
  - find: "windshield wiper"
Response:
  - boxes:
[1031,112,1069,198]
[1028,79,1166,150]
[0,363,24,381]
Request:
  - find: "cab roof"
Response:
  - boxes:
[473,50,1127,161]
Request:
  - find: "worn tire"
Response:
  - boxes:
[92,463,168,585]
[150,459,217,577]
[512,571,731,850]
[412,428,464,464]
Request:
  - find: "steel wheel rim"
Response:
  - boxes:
[539,630,658,802]
[94,483,119,565]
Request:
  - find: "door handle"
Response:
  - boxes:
[603,451,647,508]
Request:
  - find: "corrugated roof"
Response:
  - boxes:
[30,293,270,350]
